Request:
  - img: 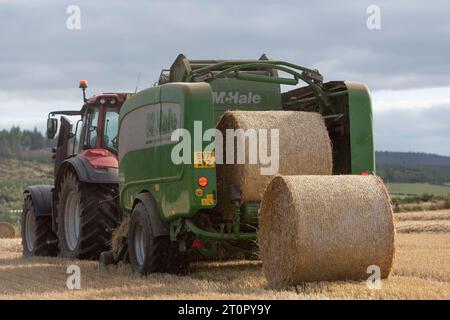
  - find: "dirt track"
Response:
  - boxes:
[1,212,450,299]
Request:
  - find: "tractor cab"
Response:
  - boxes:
[47,80,132,177]
[80,93,125,153]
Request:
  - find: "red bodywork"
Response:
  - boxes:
[80,149,118,169]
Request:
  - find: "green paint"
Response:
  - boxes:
[345,81,375,174]
[209,78,281,122]
[119,83,217,221]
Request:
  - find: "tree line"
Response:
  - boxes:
[377,163,450,185]
[0,127,51,157]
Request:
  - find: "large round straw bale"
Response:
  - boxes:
[217,111,332,219]
[0,221,16,239]
[259,175,395,288]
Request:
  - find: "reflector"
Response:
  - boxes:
[198,177,208,187]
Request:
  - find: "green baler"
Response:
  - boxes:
[110,54,375,274]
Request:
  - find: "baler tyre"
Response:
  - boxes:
[128,202,189,275]
[21,196,58,257]
[56,172,119,260]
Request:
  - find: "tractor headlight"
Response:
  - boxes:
[110,98,116,105]
[99,98,107,104]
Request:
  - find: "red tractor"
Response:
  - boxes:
[22,81,130,259]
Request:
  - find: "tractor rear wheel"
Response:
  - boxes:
[56,172,119,260]
[21,196,58,257]
[128,202,189,275]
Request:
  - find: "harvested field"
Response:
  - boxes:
[395,220,450,233]
[395,209,450,233]
[394,210,450,221]
[0,210,449,299]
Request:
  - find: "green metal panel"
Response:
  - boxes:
[118,86,162,211]
[119,82,217,221]
[208,78,282,123]
[345,81,375,174]
[158,83,216,220]
[119,86,161,124]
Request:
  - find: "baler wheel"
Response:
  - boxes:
[21,196,58,257]
[56,172,119,260]
[128,202,189,275]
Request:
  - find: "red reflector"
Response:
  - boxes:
[198,177,208,187]
[360,172,369,176]
[191,239,202,249]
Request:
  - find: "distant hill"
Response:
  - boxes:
[376,151,450,166]
[376,152,450,185]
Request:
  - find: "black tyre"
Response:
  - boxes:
[56,172,119,260]
[99,251,115,270]
[21,196,58,257]
[128,202,189,275]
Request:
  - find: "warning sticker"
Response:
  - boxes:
[194,151,216,168]
[201,194,215,206]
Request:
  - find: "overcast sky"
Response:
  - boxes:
[0,0,449,155]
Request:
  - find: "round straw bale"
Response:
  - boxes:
[0,221,16,239]
[259,175,395,288]
[216,111,332,219]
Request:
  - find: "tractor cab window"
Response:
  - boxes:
[104,108,119,152]
[83,107,100,148]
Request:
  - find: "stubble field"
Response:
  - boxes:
[1,210,450,300]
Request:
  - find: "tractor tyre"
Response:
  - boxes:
[56,172,119,260]
[128,202,189,275]
[21,196,58,257]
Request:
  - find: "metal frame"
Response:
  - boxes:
[184,60,332,112]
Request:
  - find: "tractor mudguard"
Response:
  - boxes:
[134,192,170,237]
[63,155,119,184]
[24,185,53,217]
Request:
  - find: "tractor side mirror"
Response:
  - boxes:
[47,117,58,139]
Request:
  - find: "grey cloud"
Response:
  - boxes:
[1,0,449,94]
[0,0,449,156]
[375,105,450,156]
